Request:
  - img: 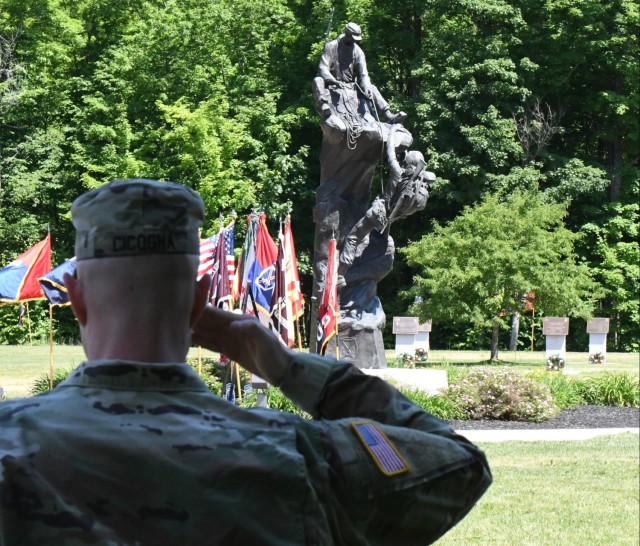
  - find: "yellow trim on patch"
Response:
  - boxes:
[351,420,411,476]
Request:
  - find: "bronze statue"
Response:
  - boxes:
[311,22,434,368]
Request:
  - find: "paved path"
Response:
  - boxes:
[457,427,639,442]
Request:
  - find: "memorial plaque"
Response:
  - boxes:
[392,317,419,335]
[417,320,432,332]
[587,318,610,334]
[543,317,569,336]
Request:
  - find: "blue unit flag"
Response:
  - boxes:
[38,258,77,306]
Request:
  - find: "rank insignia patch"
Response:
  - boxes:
[352,421,410,476]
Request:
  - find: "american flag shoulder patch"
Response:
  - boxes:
[351,421,410,476]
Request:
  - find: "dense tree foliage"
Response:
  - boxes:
[1,0,637,350]
[402,191,602,359]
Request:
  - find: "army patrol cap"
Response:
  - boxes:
[72,178,205,260]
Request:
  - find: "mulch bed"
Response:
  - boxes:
[446,405,640,430]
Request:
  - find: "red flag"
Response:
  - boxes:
[255,213,277,269]
[283,216,304,320]
[524,292,535,311]
[316,238,338,355]
[0,233,51,303]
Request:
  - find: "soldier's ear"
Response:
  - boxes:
[64,272,87,326]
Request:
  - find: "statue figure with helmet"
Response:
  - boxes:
[310,22,436,369]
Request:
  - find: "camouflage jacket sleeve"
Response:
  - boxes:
[279,352,492,545]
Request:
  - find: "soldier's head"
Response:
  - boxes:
[343,22,362,45]
[65,179,210,361]
[402,150,425,178]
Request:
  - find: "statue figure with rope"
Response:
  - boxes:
[313,22,406,148]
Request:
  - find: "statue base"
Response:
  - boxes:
[322,324,387,369]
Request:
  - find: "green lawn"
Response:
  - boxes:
[436,433,640,546]
[1,345,638,399]
[386,350,640,375]
[0,345,219,399]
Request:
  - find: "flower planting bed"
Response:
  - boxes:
[447,405,640,430]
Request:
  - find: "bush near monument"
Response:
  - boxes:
[447,368,558,422]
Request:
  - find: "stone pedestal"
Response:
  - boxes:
[392,317,431,356]
[543,317,569,360]
[587,318,609,363]
[361,368,448,395]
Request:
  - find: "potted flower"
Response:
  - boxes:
[546,354,565,371]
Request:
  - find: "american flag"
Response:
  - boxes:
[352,421,410,476]
[198,223,235,293]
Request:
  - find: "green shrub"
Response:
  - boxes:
[187,357,235,397]
[265,387,310,418]
[528,370,586,410]
[396,385,466,420]
[577,373,640,407]
[30,368,74,396]
[447,367,559,422]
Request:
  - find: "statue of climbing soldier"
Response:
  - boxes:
[310,20,436,369]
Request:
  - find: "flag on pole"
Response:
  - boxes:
[524,292,535,311]
[198,234,217,281]
[38,258,77,306]
[317,237,338,355]
[235,215,257,309]
[247,214,278,318]
[210,227,232,310]
[0,233,52,303]
[223,223,236,295]
[199,223,236,290]
[283,215,304,321]
[270,232,293,346]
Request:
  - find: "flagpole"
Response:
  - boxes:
[295,318,303,350]
[335,271,340,360]
[48,304,54,390]
[26,301,33,346]
[235,363,242,403]
[531,308,535,351]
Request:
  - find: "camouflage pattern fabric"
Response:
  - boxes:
[72,178,204,260]
[0,354,491,545]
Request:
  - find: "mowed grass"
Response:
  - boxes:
[0,345,219,399]
[386,350,640,376]
[1,346,638,399]
[436,433,640,546]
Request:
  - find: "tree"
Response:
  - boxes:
[402,191,601,360]
[580,203,639,351]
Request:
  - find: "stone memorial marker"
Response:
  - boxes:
[543,317,569,361]
[587,318,609,363]
[393,317,419,356]
[416,320,432,352]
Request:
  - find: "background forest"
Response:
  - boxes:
[0,0,637,352]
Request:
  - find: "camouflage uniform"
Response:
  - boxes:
[0,352,491,545]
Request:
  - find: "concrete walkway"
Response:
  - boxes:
[457,427,639,442]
